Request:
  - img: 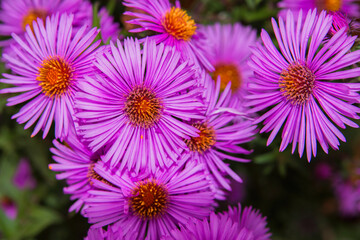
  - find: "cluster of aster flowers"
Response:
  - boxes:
[1,0,360,238]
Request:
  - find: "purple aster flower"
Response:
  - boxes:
[97,7,121,43]
[247,9,360,161]
[314,162,333,180]
[328,11,350,37]
[86,225,134,240]
[227,204,271,240]
[75,38,204,173]
[201,23,257,99]
[278,0,360,19]
[326,11,360,41]
[123,0,213,71]
[333,177,360,217]
[84,160,215,240]
[183,74,256,193]
[86,227,108,240]
[0,196,17,220]
[0,14,100,140]
[49,130,107,214]
[162,204,271,240]
[0,0,88,48]
[161,212,244,240]
[13,158,36,190]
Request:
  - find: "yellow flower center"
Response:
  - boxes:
[279,63,316,105]
[37,56,73,97]
[185,122,216,153]
[212,64,242,92]
[22,9,48,31]
[317,0,342,11]
[124,86,162,128]
[87,163,114,186]
[130,180,168,219]
[162,7,196,41]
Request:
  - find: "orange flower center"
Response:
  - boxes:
[212,64,241,92]
[124,86,162,128]
[22,9,48,31]
[279,63,315,105]
[162,7,196,41]
[185,122,216,153]
[317,0,342,11]
[37,57,73,97]
[130,180,168,218]
[87,163,114,186]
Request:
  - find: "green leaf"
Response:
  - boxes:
[245,0,263,9]
[21,135,54,183]
[254,151,276,164]
[106,0,116,15]
[232,6,276,23]
[92,2,101,29]
[0,208,17,240]
[278,160,287,176]
[0,158,17,194]
[18,206,62,239]
[92,2,102,44]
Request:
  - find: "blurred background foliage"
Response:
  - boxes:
[0,0,359,239]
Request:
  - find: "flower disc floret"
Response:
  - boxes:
[22,9,48,31]
[319,0,342,11]
[279,63,316,105]
[162,7,196,41]
[213,64,242,92]
[185,122,216,153]
[124,86,162,128]
[87,162,113,187]
[37,56,73,97]
[130,180,168,219]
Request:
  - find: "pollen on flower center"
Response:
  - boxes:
[37,56,73,97]
[212,64,241,92]
[130,180,168,218]
[162,7,196,41]
[87,162,113,186]
[124,86,162,128]
[279,63,316,105]
[22,9,48,31]
[317,0,342,11]
[185,122,216,153]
